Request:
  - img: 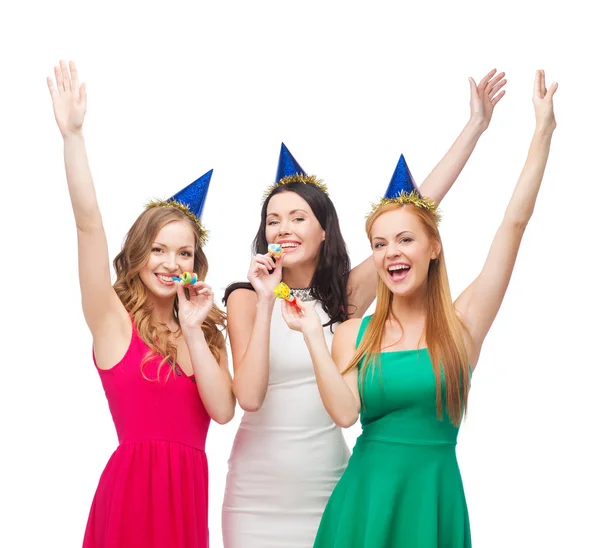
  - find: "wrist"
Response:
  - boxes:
[466,116,487,135]
[257,294,276,308]
[182,324,205,342]
[534,122,556,138]
[62,130,84,141]
[303,326,325,344]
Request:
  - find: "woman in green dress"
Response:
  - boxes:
[281,69,558,547]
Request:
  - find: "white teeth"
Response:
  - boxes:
[389,265,409,271]
[157,275,174,282]
[281,243,299,248]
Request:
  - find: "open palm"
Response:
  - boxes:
[469,68,507,130]
[47,60,87,137]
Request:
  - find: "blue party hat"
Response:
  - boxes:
[146,169,213,245]
[276,143,306,181]
[368,155,440,222]
[263,143,327,201]
[168,169,213,220]
[384,154,419,199]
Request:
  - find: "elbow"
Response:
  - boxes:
[212,407,235,425]
[503,215,529,234]
[232,382,265,412]
[333,411,359,429]
[237,398,263,413]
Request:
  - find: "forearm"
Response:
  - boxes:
[304,330,360,428]
[419,117,486,203]
[184,329,235,424]
[231,298,275,411]
[504,127,554,226]
[63,133,103,229]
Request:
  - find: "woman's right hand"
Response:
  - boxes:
[47,60,87,138]
[247,253,283,301]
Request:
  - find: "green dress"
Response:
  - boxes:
[313,316,471,548]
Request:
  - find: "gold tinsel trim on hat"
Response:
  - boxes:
[367,191,441,224]
[262,174,328,202]
[145,199,209,246]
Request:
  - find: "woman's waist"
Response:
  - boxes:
[115,425,208,451]
[228,422,349,469]
[240,393,337,429]
[359,415,459,446]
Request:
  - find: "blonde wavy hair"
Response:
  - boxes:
[344,202,470,425]
[113,206,226,380]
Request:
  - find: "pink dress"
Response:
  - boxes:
[83,322,210,548]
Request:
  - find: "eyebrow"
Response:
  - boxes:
[371,231,414,241]
[153,242,194,250]
[266,209,309,217]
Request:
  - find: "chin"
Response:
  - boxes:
[282,253,303,267]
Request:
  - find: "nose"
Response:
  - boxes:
[163,252,178,272]
[385,243,401,260]
[278,220,292,236]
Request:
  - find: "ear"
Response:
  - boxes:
[430,241,441,260]
[321,230,326,242]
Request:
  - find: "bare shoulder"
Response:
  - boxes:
[333,317,364,344]
[227,287,258,315]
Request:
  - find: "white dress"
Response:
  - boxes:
[222,298,350,548]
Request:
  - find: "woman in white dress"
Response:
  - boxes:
[222,69,507,547]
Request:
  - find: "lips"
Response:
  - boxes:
[277,240,301,253]
[387,264,411,282]
[155,273,176,286]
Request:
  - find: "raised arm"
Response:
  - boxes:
[455,70,558,363]
[48,61,130,365]
[228,254,283,411]
[281,300,361,427]
[420,68,507,202]
[347,69,507,318]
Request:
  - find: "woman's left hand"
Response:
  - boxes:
[176,279,214,331]
[533,69,558,133]
[280,298,322,336]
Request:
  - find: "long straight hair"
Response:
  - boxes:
[344,202,470,425]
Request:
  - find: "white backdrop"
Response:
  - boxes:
[1,1,598,546]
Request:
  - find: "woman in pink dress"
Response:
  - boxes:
[47,60,235,548]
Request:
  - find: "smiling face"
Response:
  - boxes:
[138,220,196,300]
[265,190,326,269]
[370,206,440,298]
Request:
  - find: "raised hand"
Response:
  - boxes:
[468,68,507,130]
[247,253,283,301]
[533,69,558,132]
[47,60,87,138]
[280,299,322,336]
[176,280,215,331]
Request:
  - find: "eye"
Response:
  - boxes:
[293,217,305,222]
[373,242,385,249]
[181,251,193,258]
[151,247,163,253]
[400,237,413,244]
[267,220,279,226]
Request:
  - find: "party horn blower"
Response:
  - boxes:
[274,282,298,306]
[172,272,198,287]
[268,243,282,258]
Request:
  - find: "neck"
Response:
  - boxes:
[390,285,428,326]
[282,263,316,289]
